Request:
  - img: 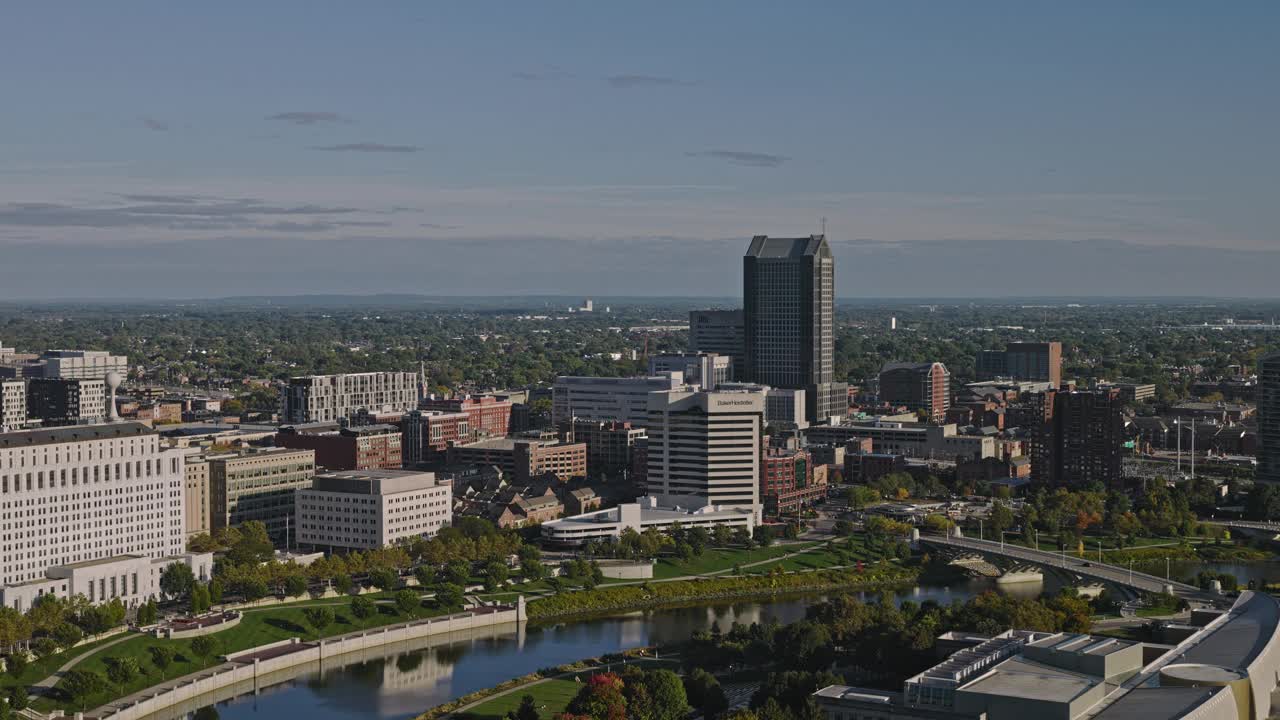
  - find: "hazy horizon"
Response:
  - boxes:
[3,3,1277,299]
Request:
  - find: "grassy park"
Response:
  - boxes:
[35,591,458,713]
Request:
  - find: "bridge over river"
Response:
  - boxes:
[918,532,1224,606]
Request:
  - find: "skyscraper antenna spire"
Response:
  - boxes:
[820,216,827,237]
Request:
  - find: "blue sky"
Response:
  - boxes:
[1,2,1277,297]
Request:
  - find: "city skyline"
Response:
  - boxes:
[2,2,1278,298]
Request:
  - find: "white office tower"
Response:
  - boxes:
[0,380,25,432]
[0,423,189,611]
[645,388,764,520]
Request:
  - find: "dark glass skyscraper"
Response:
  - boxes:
[1258,352,1280,484]
[742,234,846,422]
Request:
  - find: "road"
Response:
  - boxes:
[919,533,1221,605]
[1201,518,1280,533]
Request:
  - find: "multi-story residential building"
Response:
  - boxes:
[401,410,471,466]
[1257,352,1280,484]
[648,353,733,390]
[26,377,107,427]
[742,235,846,423]
[761,447,826,517]
[1,380,26,432]
[184,455,211,538]
[688,309,745,381]
[1032,389,1125,490]
[552,374,685,426]
[976,342,1062,388]
[295,469,451,552]
[39,350,129,380]
[565,419,647,480]
[208,448,316,542]
[419,395,511,438]
[879,362,951,421]
[446,438,587,483]
[275,424,402,471]
[0,423,189,610]
[281,372,419,424]
[645,388,764,518]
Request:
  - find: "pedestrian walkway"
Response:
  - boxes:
[30,633,134,694]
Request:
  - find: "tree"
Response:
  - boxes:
[105,655,141,685]
[303,607,335,634]
[52,622,83,650]
[564,672,626,720]
[484,561,509,592]
[395,589,421,616]
[351,595,377,619]
[435,583,465,611]
[637,669,689,720]
[149,645,177,679]
[334,574,354,595]
[190,635,219,661]
[443,560,472,586]
[507,694,541,720]
[414,565,435,588]
[369,566,400,592]
[62,669,106,708]
[284,575,308,599]
[922,514,953,535]
[5,654,28,679]
[988,501,1015,537]
[160,562,196,599]
[684,668,726,718]
[191,584,213,615]
[1246,485,1280,521]
[7,686,27,710]
[226,521,274,565]
[137,599,159,626]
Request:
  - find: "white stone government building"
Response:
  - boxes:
[0,422,208,611]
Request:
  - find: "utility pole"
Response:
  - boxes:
[1190,418,1196,480]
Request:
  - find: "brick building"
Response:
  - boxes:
[446,438,587,483]
[878,362,950,421]
[276,424,402,471]
[402,410,472,465]
[761,447,827,517]
[420,395,512,438]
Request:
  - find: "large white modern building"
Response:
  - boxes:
[296,469,452,551]
[0,423,189,610]
[645,387,764,518]
[542,496,754,546]
[40,350,129,380]
[552,373,685,426]
[281,372,420,424]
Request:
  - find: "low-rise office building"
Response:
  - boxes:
[26,377,107,427]
[808,421,995,461]
[647,353,733,389]
[0,552,212,613]
[446,437,587,483]
[208,448,316,542]
[564,418,646,480]
[552,373,685,426]
[276,423,403,471]
[296,469,451,552]
[419,395,511,438]
[402,410,471,465]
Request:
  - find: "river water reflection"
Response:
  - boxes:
[172,574,1046,720]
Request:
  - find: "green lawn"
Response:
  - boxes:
[0,631,128,695]
[37,592,457,713]
[458,678,584,720]
[652,543,818,579]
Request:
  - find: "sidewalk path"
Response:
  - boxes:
[30,633,135,694]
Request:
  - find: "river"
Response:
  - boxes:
[164,576,1036,720]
